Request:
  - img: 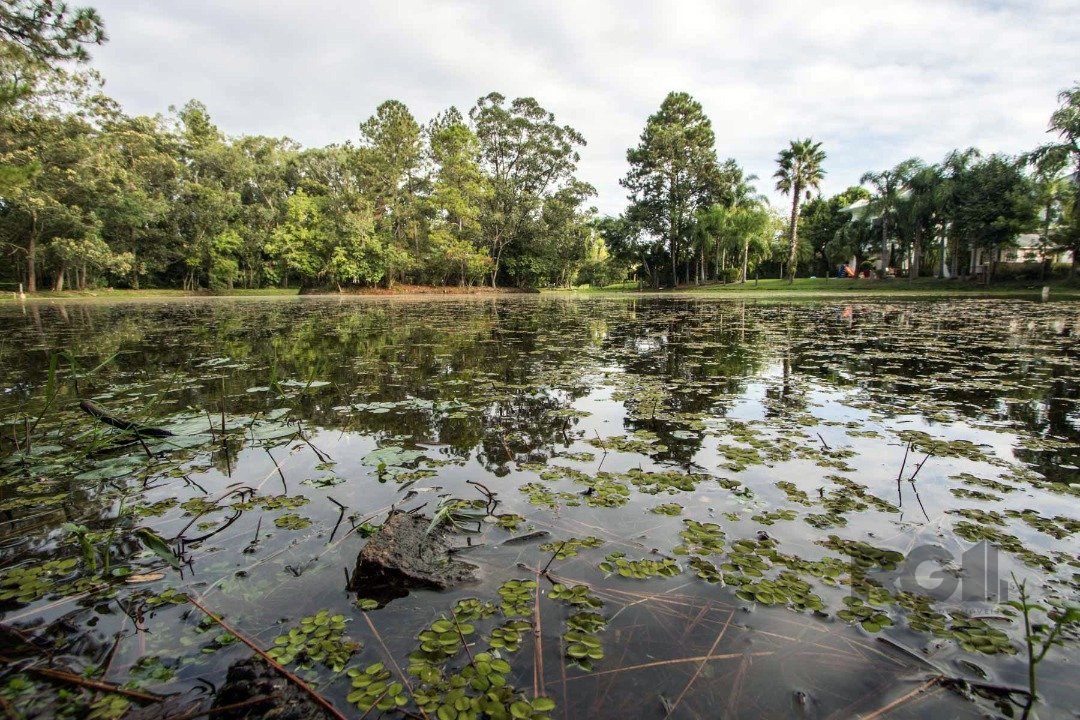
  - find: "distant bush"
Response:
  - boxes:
[719,267,741,284]
[579,259,630,288]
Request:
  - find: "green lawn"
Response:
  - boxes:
[6,278,1079,302]
[561,277,1080,299]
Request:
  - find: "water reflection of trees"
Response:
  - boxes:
[3,298,1076,483]
[779,302,1080,481]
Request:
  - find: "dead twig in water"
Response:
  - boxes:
[0,656,163,703]
[466,479,498,515]
[908,451,933,482]
[540,541,568,576]
[860,676,942,720]
[554,651,775,684]
[361,611,429,720]
[532,564,545,700]
[265,447,286,493]
[185,596,348,720]
[295,420,333,464]
[895,442,911,507]
[664,609,735,717]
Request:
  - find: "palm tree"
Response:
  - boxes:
[901,164,945,280]
[860,158,921,275]
[774,139,826,284]
[1029,83,1080,277]
[940,148,980,277]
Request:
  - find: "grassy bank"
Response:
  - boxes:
[6,277,1079,303]
[561,276,1080,299]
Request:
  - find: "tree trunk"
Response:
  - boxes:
[741,235,749,283]
[950,229,960,278]
[669,227,678,288]
[491,235,504,289]
[53,264,66,292]
[939,225,948,278]
[909,225,922,281]
[879,214,889,274]
[786,186,801,284]
[27,211,38,292]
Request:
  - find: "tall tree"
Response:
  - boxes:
[951,154,1037,279]
[939,148,981,277]
[622,91,721,287]
[0,57,106,291]
[859,157,919,274]
[358,99,423,286]
[470,92,584,287]
[774,138,826,283]
[169,100,242,290]
[1030,83,1080,276]
[427,107,490,285]
[801,186,869,276]
[899,164,945,280]
[97,114,181,288]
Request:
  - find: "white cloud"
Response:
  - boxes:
[89,0,1079,213]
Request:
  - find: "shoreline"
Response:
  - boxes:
[4,278,1079,303]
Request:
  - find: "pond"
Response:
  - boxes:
[1,296,1077,719]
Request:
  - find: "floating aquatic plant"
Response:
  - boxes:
[267,610,359,671]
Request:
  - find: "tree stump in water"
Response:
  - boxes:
[349,510,477,605]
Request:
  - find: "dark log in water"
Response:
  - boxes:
[79,399,174,437]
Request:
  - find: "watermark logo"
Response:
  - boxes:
[876,542,1010,604]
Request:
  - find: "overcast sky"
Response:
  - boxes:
[87,0,1079,215]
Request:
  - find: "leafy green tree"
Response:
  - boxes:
[358,99,424,286]
[265,188,322,286]
[952,154,1037,279]
[595,214,660,286]
[774,138,826,283]
[95,114,181,288]
[233,134,300,287]
[939,148,981,277]
[168,101,243,290]
[622,91,721,287]
[0,58,106,290]
[471,92,585,287]
[427,107,489,285]
[799,186,869,276]
[899,164,947,279]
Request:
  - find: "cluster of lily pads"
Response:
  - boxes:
[267,610,360,672]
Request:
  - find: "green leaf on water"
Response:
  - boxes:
[135,528,181,570]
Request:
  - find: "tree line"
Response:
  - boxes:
[610,87,1080,287]
[2,2,1078,293]
[1,3,613,292]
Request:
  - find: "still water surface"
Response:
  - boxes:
[1,296,1078,719]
